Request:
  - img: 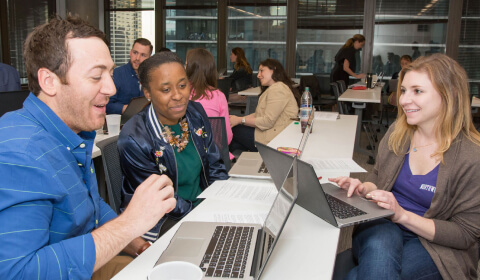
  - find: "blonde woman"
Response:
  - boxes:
[330,53,480,279]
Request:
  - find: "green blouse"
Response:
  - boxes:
[168,122,202,206]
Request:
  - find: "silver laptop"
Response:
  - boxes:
[228,108,315,179]
[295,158,393,228]
[155,160,298,280]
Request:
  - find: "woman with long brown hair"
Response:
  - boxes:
[330,53,480,279]
[228,47,253,91]
[229,58,299,152]
[330,34,366,86]
[186,48,233,159]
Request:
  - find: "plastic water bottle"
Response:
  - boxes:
[300,87,313,133]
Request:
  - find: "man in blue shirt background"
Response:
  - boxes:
[106,38,152,114]
[0,62,21,92]
[0,16,176,280]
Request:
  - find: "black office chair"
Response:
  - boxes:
[208,117,231,171]
[300,75,336,111]
[217,78,233,101]
[337,80,347,94]
[0,90,30,117]
[96,135,123,214]
[330,82,346,114]
[121,96,149,126]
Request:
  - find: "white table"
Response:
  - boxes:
[238,87,262,115]
[338,85,382,154]
[113,115,358,280]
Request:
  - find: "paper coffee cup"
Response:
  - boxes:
[106,114,121,135]
[148,261,202,280]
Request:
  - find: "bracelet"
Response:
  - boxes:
[136,242,151,256]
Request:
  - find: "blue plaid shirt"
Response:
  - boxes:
[0,93,117,279]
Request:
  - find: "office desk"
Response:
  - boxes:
[112,183,341,280]
[238,87,261,115]
[113,116,358,279]
[338,86,382,154]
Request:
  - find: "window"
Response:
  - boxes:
[227,1,287,73]
[297,0,364,77]
[458,0,480,95]
[165,1,218,63]
[4,0,54,81]
[373,0,449,78]
[107,0,155,67]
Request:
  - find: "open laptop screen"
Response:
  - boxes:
[255,159,297,279]
[296,107,315,159]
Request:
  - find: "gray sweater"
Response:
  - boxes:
[367,125,480,279]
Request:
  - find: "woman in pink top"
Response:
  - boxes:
[186,48,234,159]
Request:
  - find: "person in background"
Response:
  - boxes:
[330,34,366,86]
[0,15,176,280]
[118,52,229,241]
[228,47,253,92]
[106,38,152,114]
[158,47,171,52]
[0,62,21,92]
[388,55,413,106]
[186,48,234,160]
[330,53,480,279]
[412,42,421,60]
[229,58,299,152]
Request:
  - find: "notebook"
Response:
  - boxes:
[228,108,315,180]
[155,160,299,280]
[295,158,393,228]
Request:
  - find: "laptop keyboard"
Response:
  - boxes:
[325,194,367,219]
[201,226,254,278]
[257,162,269,174]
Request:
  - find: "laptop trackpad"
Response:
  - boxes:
[168,237,205,257]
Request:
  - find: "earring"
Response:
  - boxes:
[147,98,151,101]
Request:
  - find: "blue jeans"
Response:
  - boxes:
[346,219,441,280]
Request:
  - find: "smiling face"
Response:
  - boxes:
[399,70,442,131]
[257,64,275,86]
[130,42,151,72]
[52,37,116,133]
[143,62,190,125]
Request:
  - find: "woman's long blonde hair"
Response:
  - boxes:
[389,53,480,161]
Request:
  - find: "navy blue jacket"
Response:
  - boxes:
[118,102,228,228]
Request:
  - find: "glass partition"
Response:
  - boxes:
[227,1,287,73]
[373,0,449,78]
[165,2,218,63]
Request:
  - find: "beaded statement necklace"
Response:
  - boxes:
[160,118,189,152]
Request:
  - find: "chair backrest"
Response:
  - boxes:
[336,80,347,93]
[217,78,233,101]
[121,96,149,126]
[330,82,345,114]
[207,117,231,171]
[251,73,259,87]
[96,135,123,214]
[0,90,29,117]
